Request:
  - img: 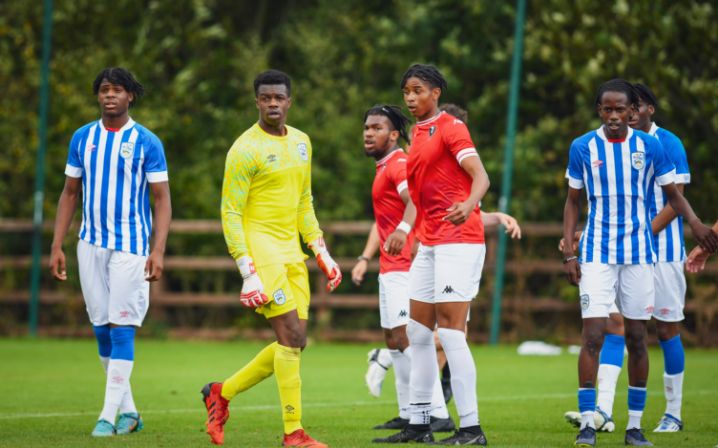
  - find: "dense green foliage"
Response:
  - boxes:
[2,339,717,447]
[3,0,718,223]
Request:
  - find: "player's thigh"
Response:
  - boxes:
[76,240,112,326]
[578,263,619,319]
[286,262,310,320]
[433,243,485,303]
[653,261,686,322]
[108,249,149,326]
[409,244,435,304]
[379,271,410,330]
[616,264,655,321]
[255,263,298,320]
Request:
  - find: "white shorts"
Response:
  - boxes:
[578,263,654,320]
[378,271,410,329]
[653,261,686,322]
[409,243,485,304]
[77,240,150,327]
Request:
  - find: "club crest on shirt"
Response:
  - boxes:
[273,288,287,305]
[119,142,135,159]
[429,126,436,137]
[631,151,645,170]
[297,143,308,161]
[580,294,590,311]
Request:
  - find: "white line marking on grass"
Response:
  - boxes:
[2,389,716,420]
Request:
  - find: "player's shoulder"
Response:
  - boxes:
[438,111,468,130]
[71,120,99,139]
[632,128,662,151]
[654,126,684,149]
[132,122,163,146]
[570,129,598,148]
[286,124,311,143]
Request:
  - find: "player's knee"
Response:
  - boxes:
[582,330,604,357]
[407,319,433,346]
[436,327,467,351]
[624,332,647,356]
[655,322,678,342]
[387,327,409,350]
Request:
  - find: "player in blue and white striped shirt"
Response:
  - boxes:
[562,79,717,448]
[49,67,171,437]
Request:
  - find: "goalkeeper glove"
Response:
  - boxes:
[236,256,269,308]
[308,237,342,292]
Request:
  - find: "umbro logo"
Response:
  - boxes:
[592,159,603,167]
[442,285,454,294]
[267,154,277,163]
[429,126,436,137]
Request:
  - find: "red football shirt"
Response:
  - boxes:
[407,111,485,245]
[372,149,414,273]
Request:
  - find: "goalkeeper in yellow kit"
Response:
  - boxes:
[202,70,342,447]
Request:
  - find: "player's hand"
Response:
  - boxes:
[309,237,343,292]
[384,229,408,255]
[49,246,67,281]
[144,250,164,282]
[685,245,711,273]
[443,201,473,225]
[690,223,718,254]
[562,256,581,286]
[236,256,269,308]
[558,231,582,252]
[495,212,522,239]
[352,259,368,286]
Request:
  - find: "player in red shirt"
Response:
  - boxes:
[378,64,491,446]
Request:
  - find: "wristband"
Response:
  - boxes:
[236,255,256,279]
[396,221,412,234]
[357,255,370,262]
[563,255,578,264]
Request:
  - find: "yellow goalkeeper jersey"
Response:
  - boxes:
[221,122,323,267]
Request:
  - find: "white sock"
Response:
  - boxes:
[99,359,133,423]
[581,411,595,430]
[430,375,449,419]
[596,364,621,416]
[437,327,478,428]
[407,320,437,425]
[664,372,683,420]
[377,348,394,368]
[390,348,411,420]
[99,356,137,415]
[627,410,642,430]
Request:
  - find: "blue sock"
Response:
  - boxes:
[110,327,136,361]
[627,386,647,412]
[599,334,625,367]
[578,388,596,413]
[659,334,684,375]
[93,325,112,358]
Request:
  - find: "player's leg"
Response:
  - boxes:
[366,273,399,400]
[653,261,686,433]
[618,264,655,446]
[573,262,617,447]
[432,243,486,445]
[594,311,623,431]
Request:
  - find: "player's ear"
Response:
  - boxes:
[647,104,655,116]
[287,97,292,109]
[255,96,260,110]
[390,129,399,142]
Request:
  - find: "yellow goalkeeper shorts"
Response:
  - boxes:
[254,262,310,320]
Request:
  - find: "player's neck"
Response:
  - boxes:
[415,107,440,123]
[258,119,287,137]
[101,114,130,130]
[374,145,400,163]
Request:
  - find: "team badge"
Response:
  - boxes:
[580,294,590,311]
[429,126,436,137]
[119,142,135,159]
[297,143,308,161]
[631,151,645,170]
[273,288,287,305]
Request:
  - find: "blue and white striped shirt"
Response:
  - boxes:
[566,126,675,265]
[648,123,690,263]
[65,118,168,256]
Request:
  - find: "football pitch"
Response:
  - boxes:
[1,339,716,447]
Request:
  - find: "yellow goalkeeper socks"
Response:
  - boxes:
[221,341,278,400]
[275,343,303,434]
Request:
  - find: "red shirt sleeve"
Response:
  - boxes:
[442,118,476,162]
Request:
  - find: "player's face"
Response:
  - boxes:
[363,114,398,159]
[256,84,291,127]
[97,80,133,118]
[597,91,632,139]
[628,99,654,132]
[403,77,440,121]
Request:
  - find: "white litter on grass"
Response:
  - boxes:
[567,345,581,355]
[517,341,562,356]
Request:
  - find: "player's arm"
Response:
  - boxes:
[562,187,582,285]
[145,181,171,281]
[49,176,82,281]
[444,155,490,225]
[481,211,522,239]
[686,219,718,273]
[662,183,718,253]
[222,147,268,307]
[297,141,342,292]
[385,187,416,255]
[651,184,684,235]
[352,222,379,286]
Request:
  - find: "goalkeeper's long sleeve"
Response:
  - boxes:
[297,143,323,246]
[221,147,256,260]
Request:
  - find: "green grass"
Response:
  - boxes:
[0,339,716,447]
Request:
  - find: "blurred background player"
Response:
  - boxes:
[562,79,717,447]
[49,67,171,437]
[202,70,341,447]
[355,104,455,436]
[564,82,695,434]
[375,64,491,445]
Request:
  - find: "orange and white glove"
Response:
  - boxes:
[236,256,269,308]
[309,237,342,292]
